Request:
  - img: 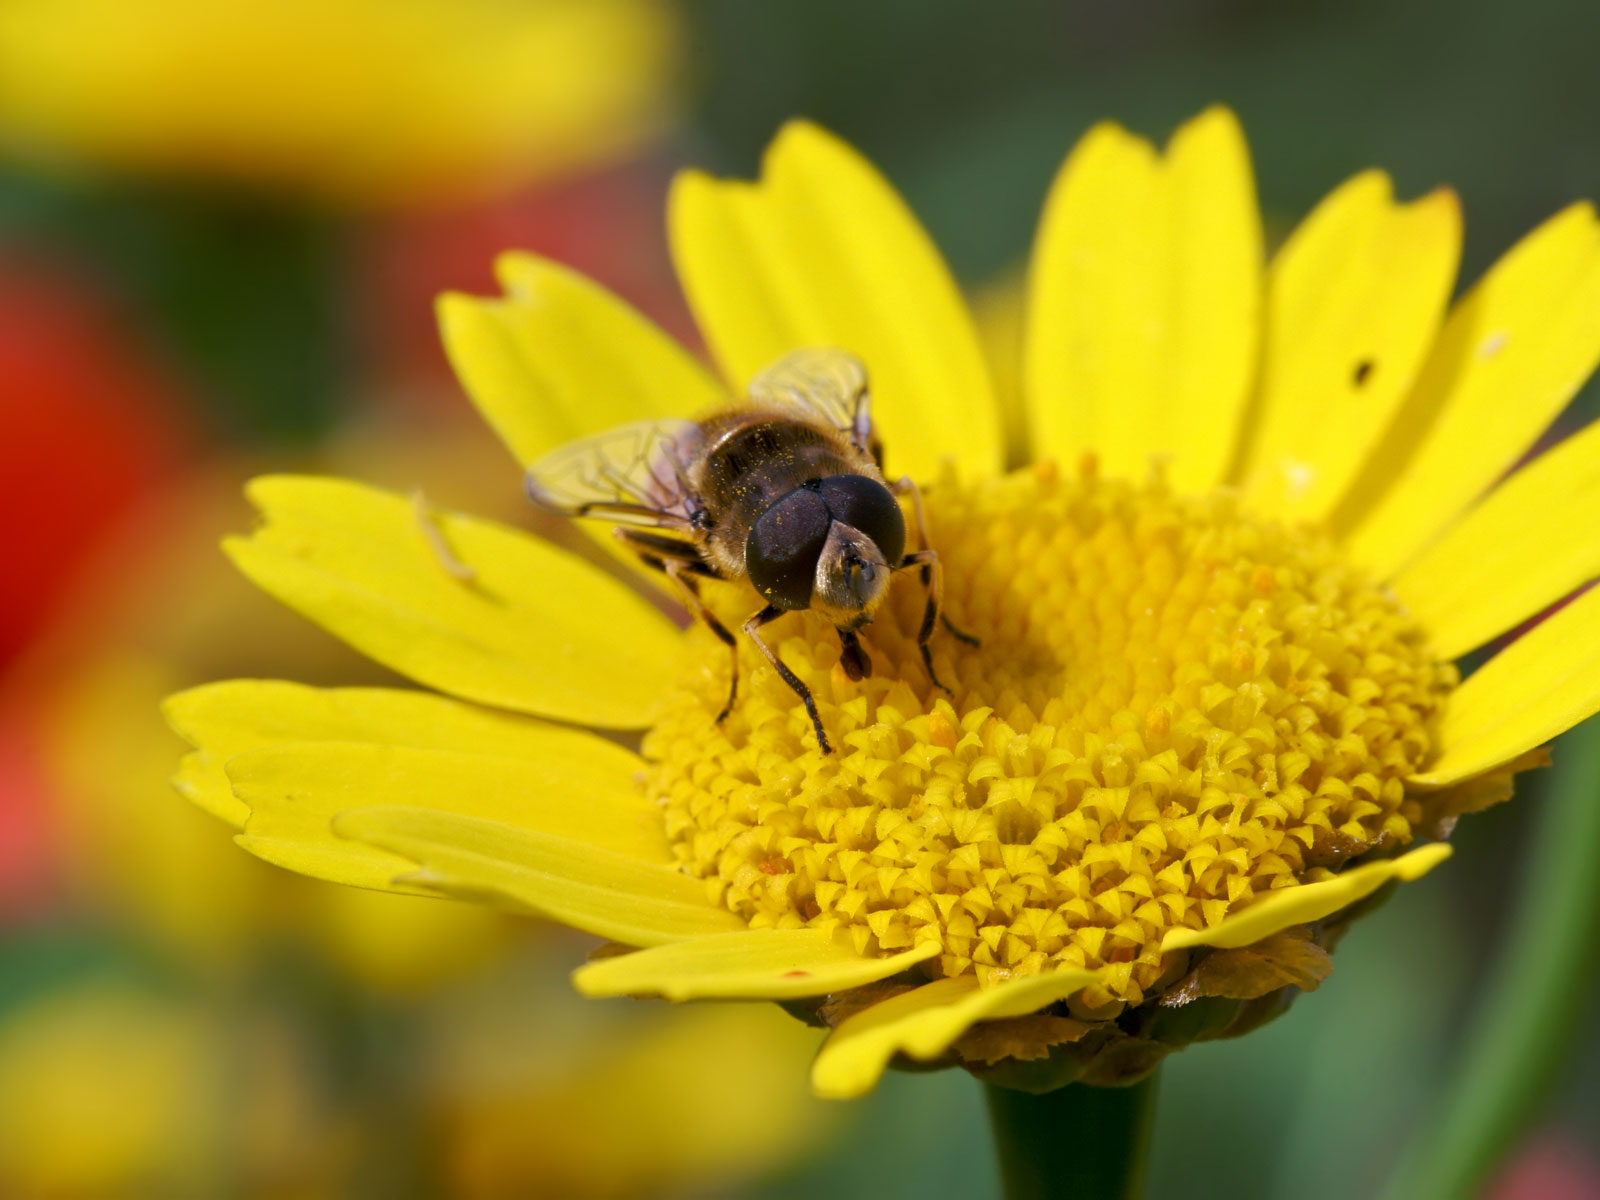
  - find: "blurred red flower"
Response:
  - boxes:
[0,261,195,909]
[1491,1134,1600,1200]
[358,159,695,400]
[0,261,194,665]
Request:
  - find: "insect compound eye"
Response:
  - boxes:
[746,488,833,610]
[815,475,906,567]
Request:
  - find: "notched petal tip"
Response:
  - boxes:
[665,165,725,221]
[1339,196,1600,574]
[768,116,836,157]
[433,289,492,349]
[239,472,348,519]
[1424,183,1463,213]
[1168,104,1251,167]
[490,248,548,295]
[1182,102,1243,132]
[1352,165,1396,199]
[1075,117,1140,149]
[217,476,684,727]
[671,115,999,480]
[1027,105,1261,490]
[763,118,885,183]
[158,685,208,740]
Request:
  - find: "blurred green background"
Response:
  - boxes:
[1,0,1595,1196]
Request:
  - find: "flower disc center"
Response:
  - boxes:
[644,463,1454,1005]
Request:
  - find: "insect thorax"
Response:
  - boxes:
[696,414,875,577]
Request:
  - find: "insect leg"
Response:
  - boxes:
[940,614,982,646]
[743,605,832,755]
[836,626,871,682]
[893,477,980,648]
[900,549,957,693]
[614,527,719,571]
[614,530,739,722]
[892,476,931,553]
[670,564,741,723]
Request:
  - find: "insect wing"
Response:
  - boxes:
[525,418,704,529]
[747,347,874,454]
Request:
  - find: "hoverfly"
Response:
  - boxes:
[525,348,976,755]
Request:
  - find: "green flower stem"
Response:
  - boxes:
[1384,721,1600,1200]
[984,1074,1159,1200]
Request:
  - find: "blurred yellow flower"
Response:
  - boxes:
[0,0,680,206]
[0,980,337,1197]
[171,108,1600,1098]
[0,973,831,1197]
[427,988,832,1198]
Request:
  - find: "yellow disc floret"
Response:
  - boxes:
[646,462,1455,1007]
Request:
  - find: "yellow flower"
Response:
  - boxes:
[0,0,679,206]
[168,108,1600,1099]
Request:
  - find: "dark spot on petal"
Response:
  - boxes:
[783,970,812,978]
[1353,359,1375,386]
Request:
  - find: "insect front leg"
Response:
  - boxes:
[744,605,832,755]
[836,627,871,682]
[893,476,980,648]
[614,529,739,723]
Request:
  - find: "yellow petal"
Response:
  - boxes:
[226,475,681,727]
[1160,843,1453,952]
[331,805,744,945]
[572,929,939,1001]
[1393,419,1600,658]
[1413,583,1600,786]
[234,834,439,896]
[172,751,247,828]
[439,255,724,580]
[225,738,670,893]
[164,679,588,830]
[436,253,723,469]
[969,270,1029,470]
[669,120,1000,481]
[1339,203,1600,575]
[809,968,1103,1100]
[1025,107,1262,492]
[1240,172,1461,521]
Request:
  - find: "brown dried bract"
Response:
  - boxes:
[953,1013,1093,1066]
[1416,747,1550,839]
[1160,926,1333,1007]
[816,980,918,1028]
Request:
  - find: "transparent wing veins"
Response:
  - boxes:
[524,418,704,530]
[747,347,874,456]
